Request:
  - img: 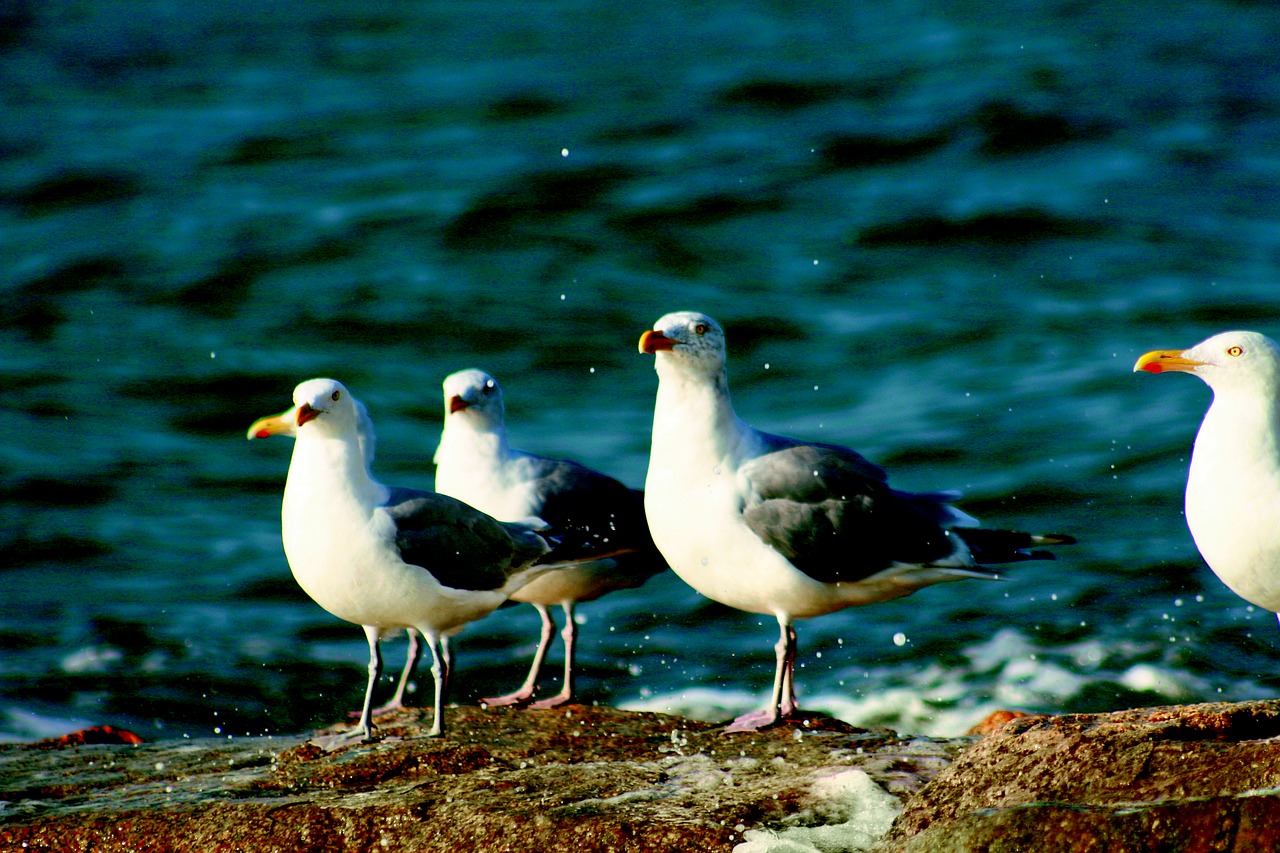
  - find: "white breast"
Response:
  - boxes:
[1186,395,1280,611]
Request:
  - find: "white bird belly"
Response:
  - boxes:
[1187,477,1280,612]
[1186,425,1280,612]
[644,472,855,620]
[284,498,505,634]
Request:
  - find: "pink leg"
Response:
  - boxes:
[780,622,799,716]
[724,616,797,733]
[370,629,423,715]
[484,604,554,707]
[528,602,577,709]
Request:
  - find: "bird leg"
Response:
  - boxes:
[483,604,555,707]
[348,629,426,719]
[371,628,423,715]
[356,625,384,741]
[724,616,797,733]
[528,601,577,709]
[312,626,387,750]
[779,622,799,717]
[424,631,449,737]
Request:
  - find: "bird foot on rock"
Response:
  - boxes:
[526,691,572,710]
[722,709,782,733]
[482,691,536,708]
[310,727,378,752]
[722,705,813,734]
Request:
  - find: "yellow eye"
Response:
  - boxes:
[331,390,342,401]
[694,323,708,335]
[1228,346,1244,358]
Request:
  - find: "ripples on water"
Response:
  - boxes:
[2,0,1280,740]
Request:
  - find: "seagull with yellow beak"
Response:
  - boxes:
[1135,330,1280,617]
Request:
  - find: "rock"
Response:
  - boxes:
[0,705,964,852]
[11,700,1280,851]
[877,699,1280,852]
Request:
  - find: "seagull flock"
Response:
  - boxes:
[243,311,1277,742]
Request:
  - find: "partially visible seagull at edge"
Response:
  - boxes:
[248,394,439,718]
[638,311,1074,732]
[1135,330,1280,624]
[434,368,665,708]
[250,377,585,742]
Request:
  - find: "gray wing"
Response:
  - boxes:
[381,486,551,592]
[515,453,656,558]
[739,436,961,583]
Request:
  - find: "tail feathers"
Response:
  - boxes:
[953,527,1076,564]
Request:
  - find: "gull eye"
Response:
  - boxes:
[483,379,495,393]
[1228,346,1244,358]
[694,323,708,336]
[331,390,341,401]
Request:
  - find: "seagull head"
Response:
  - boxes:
[443,369,505,426]
[1135,330,1280,394]
[639,311,728,377]
[249,387,377,466]
[290,378,361,436]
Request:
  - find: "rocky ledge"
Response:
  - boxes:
[2,700,1280,852]
[879,698,1280,852]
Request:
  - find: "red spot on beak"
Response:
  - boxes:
[1139,363,1164,374]
[449,395,469,414]
[296,403,320,426]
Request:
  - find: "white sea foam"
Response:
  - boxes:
[732,769,901,853]
[621,626,1245,736]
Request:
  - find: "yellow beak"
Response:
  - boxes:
[1133,349,1205,374]
[246,409,297,440]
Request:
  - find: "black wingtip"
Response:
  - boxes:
[537,529,638,566]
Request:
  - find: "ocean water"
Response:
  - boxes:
[3,0,1280,743]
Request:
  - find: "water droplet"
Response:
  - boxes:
[892,632,907,647]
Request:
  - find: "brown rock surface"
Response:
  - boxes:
[877,699,1280,852]
[0,704,961,852]
[11,700,1280,851]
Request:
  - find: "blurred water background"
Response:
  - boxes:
[3,0,1280,742]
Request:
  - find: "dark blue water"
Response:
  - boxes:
[3,0,1280,741]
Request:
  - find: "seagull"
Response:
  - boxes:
[434,369,665,708]
[638,311,1072,732]
[1134,330,1280,617]
[248,398,437,718]
[254,377,575,741]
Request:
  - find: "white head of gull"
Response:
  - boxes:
[1135,330,1280,616]
[639,311,1072,732]
[255,377,566,742]
[248,394,431,719]
[434,368,664,709]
